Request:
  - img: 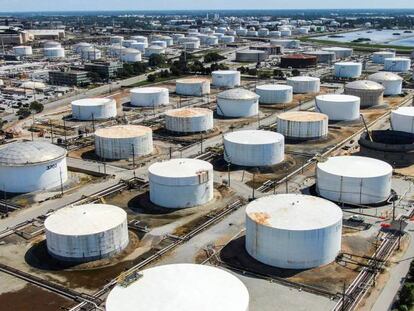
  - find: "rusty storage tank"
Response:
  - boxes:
[280,54,317,68]
[344,80,384,108]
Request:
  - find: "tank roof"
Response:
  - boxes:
[130,87,168,94]
[317,156,393,178]
[45,204,126,236]
[281,54,317,60]
[176,77,210,84]
[345,80,384,90]
[335,61,362,66]
[393,107,414,117]
[225,130,284,145]
[212,70,239,75]
[149,158,212,179]
[95,125,151,139]
[0,141,66,166]
[72,98,115,107]
[165,107,212,118]
[106,264,249,311]
[316,94,360,102]
[278,111,327,122]
[287,76,320,82]
[256,84,292,91]
[368,72,403,81]
[217,88,259,100]
[246,194,342,230]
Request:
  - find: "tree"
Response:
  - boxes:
[16,107,31,119]
[292,69,301,76]
[29,101,44,113]
[149,54,165,67]
[147,74,157,83]
[87,71,102,83]
[399,283,414,307]
[248,68,258,76]
[204,52,225,63]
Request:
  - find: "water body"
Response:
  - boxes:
[315,29,414,47]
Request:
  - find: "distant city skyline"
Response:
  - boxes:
[0,0,414,12]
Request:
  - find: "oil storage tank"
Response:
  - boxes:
[286,76,320,94]
[344,80,384,108]
[144,45,165,57]
[95,125,153,160]
[322,47,353,59]
[0,141,68,193]
[256,84,293,105]
[236,50,267,62]
[391,107,414,133]
[304,50,336,64]
[13,46,33,56]
[280,54,317,68]
[334,62,362,78]
[105,264,249,311]
[245,194,342,269]
[372,51,396,64]
[384,57,411,72]
[130,87,169,107]
[315,94,360,121]
[224,130,284,166]
[277,111,328,140]
[71,98,117,120]
[317,156,393,204]
[148,158,214,208]
[176,78,210,96]
[368,72,403,96]
[44,47,65,59]
[212,70,241,88]
[120,49,142,63]
[45,204,129,262]
[216,88,259,118]
[165,108,214,133]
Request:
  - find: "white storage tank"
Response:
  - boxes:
[270,39,300,49]
[106,264,249,311]
[334,62,362,78]
[372,51,396,64]
[43,40,61,49]
[344,80,384,108]
[151,40,167,48]
[224,130,284,166]
[236,28,248,36]
[247,30,258,37]
[217,88,259,118]
[165,108,214,133]
[144,45,165,57]
[130,42,146,53]
[212,70,241,88]
[121,49,142,63]
[384,57,411,72]
[176,78,210,96]
[286,76,320,94]
[122,39,138,48]
[81,47,102,61]
[277,111,328,140]
[172,33,185,43]
[71,98,117,120]
[45,204,129,262]
[269,31,281,37]
[130,87,169,107]
[95,125,153,160]
[368,72,403,96]
[178,37,200,49]
[256,84,293,105]
[108,44,125,57]
[44,47,65,59]
[280,29,292,36]
[304,50,336,64]
[130,35,148,47]
[317,156,393,204]
[110,36,124,45]
[258,28,270,36]
[0,141,67,193]
[206,36,219,45]
[13,45,33,56]
[315,94,360,121]
[391,107,414,133]
[149,158,214,208]
[322,47,353,59]
[245,194,342,269]
[220,35,235,43]
[73,42,92,54]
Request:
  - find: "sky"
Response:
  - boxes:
[0,0,414,12]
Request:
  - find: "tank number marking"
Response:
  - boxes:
[46,163,57,170]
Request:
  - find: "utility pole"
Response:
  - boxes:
[50,120,54,143]
[200,132,203,153]
[227,162,231,187]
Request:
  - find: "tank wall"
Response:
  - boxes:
[176,81,210,96]
[245,216,342,269]
[287,80,320,93]
[212,72,241,88]
[344,88,383,108]
[131,90,169,107]
[72,101,117,120]
[391,112,414,133]
[316,168,392,204]
[334,64,362,78]
[0,157,68,193]
[95,133,153,160]
[165,114,214,133]
[277,119,328,140]
[224,140,284,166]
[46,218,129,262]
[384,59,411,72]
[217,98,259,117]
[374,80,402,96]
[256,88,293,104]
[315,98,360,121]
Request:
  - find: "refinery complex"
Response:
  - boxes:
[1,8,414,311]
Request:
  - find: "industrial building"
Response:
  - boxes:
[84,62,123,80]
[224,130,285,166]
[317,156,393,204]
[95,125,153,160]
[216,88,259,118]
[165,108,214,133]
[236,49,268,62]
[0,141,68,193]
[45,204,129,262]
[105,264,250,311]
[245,194,342,269]
[148,158,214,208]
[304,50,336,64]
[49,70,90,87]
